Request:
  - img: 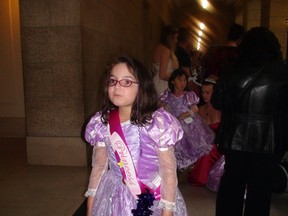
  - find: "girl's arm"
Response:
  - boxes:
[159,48,172,81]
[86,145,108,216]
[177,104,198,120]
[157,147,177,216]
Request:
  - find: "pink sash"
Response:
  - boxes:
[109,109,161,200]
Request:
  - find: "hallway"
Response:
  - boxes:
[0,138,287,216]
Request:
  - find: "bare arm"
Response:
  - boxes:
[177,104,198,120]
[86,196,94,216]
[159,48,172,81]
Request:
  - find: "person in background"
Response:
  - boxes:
[175,27,193,91]
[153,25,179,96]
[198,77,221,127]
[202,23,245,80]
[188,76,223,187]
[212,27,288,216]
[159,68,214,170]
[84,56,188,216]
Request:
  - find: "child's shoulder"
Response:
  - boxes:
[184,91,199,103]
[85,111,107,145]
[86,111,107,131]
[145,108,183,147]
[184,90,197,96]
[159,89,172,101]
[88,111,103,124]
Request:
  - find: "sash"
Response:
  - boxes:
[109,109,161,200]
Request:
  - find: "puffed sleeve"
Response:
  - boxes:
[159,89,170,103]
[85,112,108,146]
[185,91,200,106]
[147,108,183,212]
[84,112,108,197]
[147,108,183,149]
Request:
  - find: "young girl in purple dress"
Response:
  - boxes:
[84,56,188,216]
[159,68,214,169]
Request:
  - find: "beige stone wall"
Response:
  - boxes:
[19,0,172,166]
[247,0,261,29]
[236,0,288,60]
[270,0,288,61]
[20,0,86,166]
[20,0,83,137]
[82,0,143,117]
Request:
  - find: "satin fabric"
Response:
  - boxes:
[160,90,215,169]
[85,108,188,216]
[153,58,174,96]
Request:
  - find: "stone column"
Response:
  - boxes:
[20,0,87,166]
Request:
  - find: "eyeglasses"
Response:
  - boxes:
[106,79,138,87]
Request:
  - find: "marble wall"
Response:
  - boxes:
[20,0,171,166]
[20,0,86,166]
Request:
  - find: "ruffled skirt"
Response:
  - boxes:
[91,170,188,216]
[175,114,215,169]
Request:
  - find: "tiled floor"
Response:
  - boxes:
[0,137,287,216]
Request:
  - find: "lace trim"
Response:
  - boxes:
[158,147,169,152]
[96,141,105,147]
[84,189,97,197]
[158,199,176,212]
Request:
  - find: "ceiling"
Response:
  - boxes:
[169,0,246,51]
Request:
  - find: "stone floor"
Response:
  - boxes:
[0,137,287,216]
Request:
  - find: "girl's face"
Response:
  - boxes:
[201,84,213,103]
[172,75,187,92]
[108,63,139,109]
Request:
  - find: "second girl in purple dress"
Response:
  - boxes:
[159,68,214,169]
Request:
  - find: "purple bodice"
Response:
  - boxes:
[84,108,188,215]
[159,90,199,117]
[85,108,183,185]
[159,89,214,169]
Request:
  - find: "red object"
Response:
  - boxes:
[188,122,221,185]
[188,144,222,185]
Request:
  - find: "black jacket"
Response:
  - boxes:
[212,60,288,154]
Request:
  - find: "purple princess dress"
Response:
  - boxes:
[160,90,215,169]
[84,108,188,216]
[206,155,225,192]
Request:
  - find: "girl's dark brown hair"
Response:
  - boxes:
[168,68,189,93]
[160,25,178,50]
[100,56,159,125]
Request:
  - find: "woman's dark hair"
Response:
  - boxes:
[177,27,191,43]
[237,27,282,66]
[168,68,189,93]
[101,56,158,125]
[227,23,245,41]
[160,25,178,49]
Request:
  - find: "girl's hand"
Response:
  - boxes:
[177,113,186,120]
[177,110,193,120]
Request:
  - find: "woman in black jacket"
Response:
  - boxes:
[212,27,288,216]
